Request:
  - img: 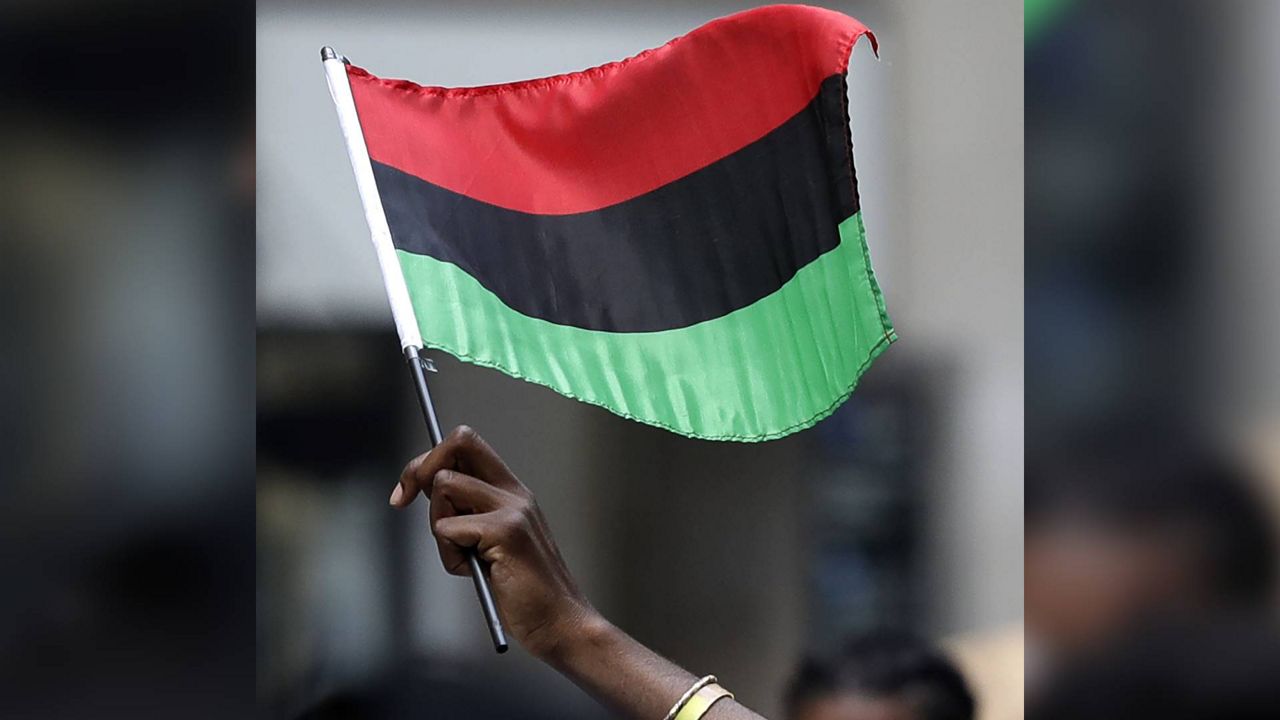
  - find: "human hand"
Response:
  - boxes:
[390,425,600,659]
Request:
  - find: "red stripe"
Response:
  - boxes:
[347,5,874,215]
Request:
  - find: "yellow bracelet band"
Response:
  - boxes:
[664,676,717,720]
[674,683,734,720]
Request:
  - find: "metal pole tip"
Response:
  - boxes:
[320,46,339,61]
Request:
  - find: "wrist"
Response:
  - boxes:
[533,604,617,669]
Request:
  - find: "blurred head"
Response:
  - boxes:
[784,632,974,720]
[1025,436,1278,668]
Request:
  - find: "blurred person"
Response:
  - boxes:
[784,632,974,720]
[1024,435,1278,695]
[1028,617,1280,720]
[382,426,974,720]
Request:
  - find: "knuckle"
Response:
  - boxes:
[496,509,527,542]
[431,517,459,541]
[513,496,536,521]
[408,456,431,484]
[401,459,420,484]
[452,424,478,446]
[512,507,536,537]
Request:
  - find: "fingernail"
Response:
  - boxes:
[389,484,404,506]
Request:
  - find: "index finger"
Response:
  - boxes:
[391,425,524,508]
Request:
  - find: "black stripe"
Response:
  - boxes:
[374,73,859,333]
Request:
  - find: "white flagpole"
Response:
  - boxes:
[320,46,509,654]
[320,46,422,349]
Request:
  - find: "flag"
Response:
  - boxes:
[344,4,894,441]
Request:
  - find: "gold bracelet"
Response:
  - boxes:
[674,683,734,720]
[663,676,717,720]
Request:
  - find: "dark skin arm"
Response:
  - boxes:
[390,425,768,720]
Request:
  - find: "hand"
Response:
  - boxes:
[391,426,763,720]
[390,425,600,659]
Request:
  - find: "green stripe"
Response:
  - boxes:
[397,213,895,441]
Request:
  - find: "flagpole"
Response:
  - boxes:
[321,45,509,654]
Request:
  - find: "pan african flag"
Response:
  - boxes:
[343,4,894,441]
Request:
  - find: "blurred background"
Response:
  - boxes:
[0,0,255,717]
[257,1,1022,719]
[1025,0,1280,716]
[2,0,1276,716]
[16,0,1280,718]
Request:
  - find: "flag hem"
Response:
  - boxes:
[346,5,871,99]
[416,328,896,443]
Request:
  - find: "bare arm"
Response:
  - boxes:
[391,425,767,720]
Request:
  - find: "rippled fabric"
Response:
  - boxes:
[399,215,893,440]
[347,5,894,440]
[348,5,878,213]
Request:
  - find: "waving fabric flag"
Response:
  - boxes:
[342,4,894,441]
